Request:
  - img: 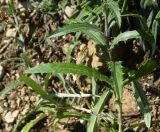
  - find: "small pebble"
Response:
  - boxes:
[30,96,36,102]
[24,96,29,101]
[0,96,5,100]
[3,102,8,107]
[10,100,16,109]
[22,105,30,115]
[6,28,16,37]
[0,26,4,33]
[12,110,19,118]
[8,91,17,100]
[0,106,4,113]
[0,65,4,79]
[20,87,26,95]
[5,124,13,131]
[4,112,14,123]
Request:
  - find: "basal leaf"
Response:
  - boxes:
[26,63,112,85]
[48,23,107,46]
[151,20,159,55]
[124,58,158,85]
[132,80,151,128]
[140,0,153,9]
[147,11,154,28]
[20,76,48,98]
[109,62,124,102]
[122,13,148,32]
[106,0,121,27]
[110,30,141,50]
[0,81,24,96]
[87,90,110,132]
[21,113,47,132]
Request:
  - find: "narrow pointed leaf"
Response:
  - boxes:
[48,23,107,46]
[109,62,124,102]
[21,113,47,132]
[140,0,153,9]
[0,81,24,96]
[20,76,48,98]
[87,90,110,132]
[147,11,154,28]
[106,0,121,27]
[132,81,151,128]
[26,63,112,85]
[151,20,158,55]
[124,58,158,85]
[110,30,141,50]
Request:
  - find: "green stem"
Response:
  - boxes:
[117,102,123,132]
[121,0,127,13]
[103,0,112,60]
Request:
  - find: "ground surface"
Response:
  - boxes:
[0,1,160,132]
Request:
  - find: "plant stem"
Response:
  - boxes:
[117,102,123,132]
[103,0,113,61]
[103,1,123,131]
[121,0,127,13]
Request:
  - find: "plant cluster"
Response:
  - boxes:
[0,0,160,131]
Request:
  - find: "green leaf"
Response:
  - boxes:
[147,11,154,28]
[151,20,158,55]
[140,0,153,9]
[21,113,47,132]
[109,62,124,102]
[87,90,110,132]
[122,14,148,30]
[106,0,121,27]
[135,58,158,78]
[110,30,141,50]
[124,58,158,85]
[20,76,48,98]
[0,81,24,96]
[26,63,112,85]
[132,80,151,128]
[48,23,107,46]
[66,41,78,63]
[92,77,98,104]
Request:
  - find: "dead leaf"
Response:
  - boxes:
[62,44,69,55]
[76,44,88,64]
[87,40,96,56]
[6,28,16,38]
[91,54,102,69]
[64,6,75,20]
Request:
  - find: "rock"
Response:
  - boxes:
[0,95,5,100]
[5,124,13,131]
[10,100,16,109]
[2,39,11,45]
[3,102,8,107]
[12,110,19,118]
[30,96,36,102]
[0,26,4,33]
[20,87,26,95]
[8,91,17,100]
[0,106,4,113]
[24,96,29,101]
[22,105,30,115]
[0,65,4,79]
[6,28,16,37]
[64,6,75,19]
[4,112,14,123]
[62,44,69,55]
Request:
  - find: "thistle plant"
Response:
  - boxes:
[1,0,160,131]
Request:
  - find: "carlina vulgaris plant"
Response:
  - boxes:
[23,1,159,131]
[1,0,159,131]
